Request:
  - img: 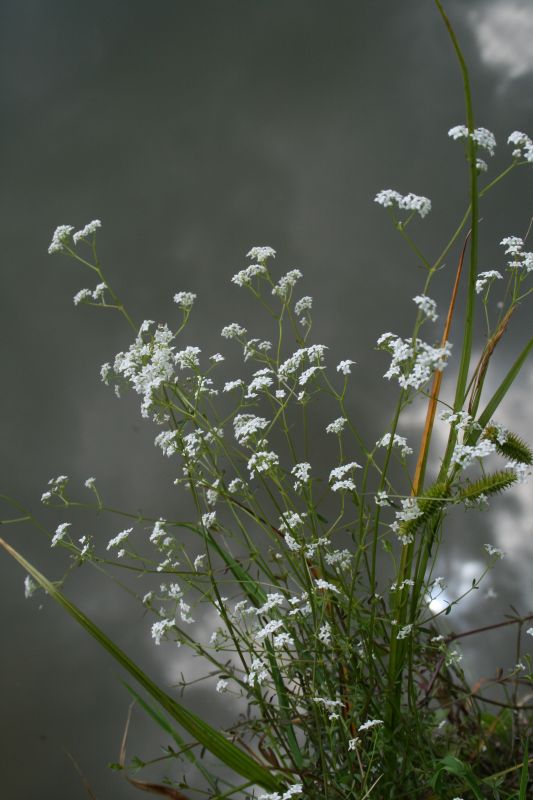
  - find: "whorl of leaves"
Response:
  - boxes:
[484,427,533,465]
[458,469,518,503]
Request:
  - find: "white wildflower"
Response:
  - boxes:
[484,543,504,559]
[255,619,284,641]
[232,263,268,287]
[500,236,524,255]
[151,618,174,645]
[107,528,133,550]
[272,269,302,298]
[337,359,356,375]
[294,295,312,317]
[73,288,93,306]
[223,379,244,392]
[291,461,311,490]
[374,189,431,218]
[72,219,102,244]
[526,627,533,637]
[173,291,196,309]
[318,622,332,645]
[248,450,279,477]
[299,365,323,386]
[315,578,339,594]
[326,417,346,434]
[273,632,294,649]
[201,512,216,528]
[221,323,247,339]
[358,719,384,732]
[376,432,413,457]
[48,224,74,254]
[216,679,228,693]
[51,522,71,547]
[413,294,438,322]
[397,624,413,640]
[233,413,269,445]
[246,246,276,263]
[24,575,37,599]
[375,490,390,506]
[507,130,533,162]
[448,125,496,156]
[175,345,201,369]
[451,439,496,468]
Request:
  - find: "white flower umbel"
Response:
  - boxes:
[107,528,133,550]
[48,224,74,254]
[326,417,347,435]
[151,618,175,646]
[248,450,279,477]
[294,295,312,318]
[246,246,276,264]
[291,461,311,490]
[508,131,533,163]
[448,124,496,156]
[451,439,496,469]
[52,522,71,547]
[374,189,431,218]
[258,784,303,800]
[221,323,247,339]
[376,432,413,457]
[337,359,356,375]
[233,413,269,445]
[475,270,503,294]
[358,718,384,732]
[272,269,303,298]
[72,219,102,244]
[377,332,452,390]
[413,294,438,322]
[173,291,196,309]
[484,543,505,559]
[232,263,268,287]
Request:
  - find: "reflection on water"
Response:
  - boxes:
[1,1,532,797]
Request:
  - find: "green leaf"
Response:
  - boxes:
[476,336,533,433]
[0,538,283,793]
[431,754,485,800]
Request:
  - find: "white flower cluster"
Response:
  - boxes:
[52,521,71,547]
[291,462,311,492]
[48,220,102,254]
[451,438,496,469]
[439,410,479,432]
[413,294,438,322]
[358,718,384,732]
[329,461,362,493]
[391,498,422,544]
[173,291,196,309]
[73,283,106,306]
[248,449,279,477]
[231,263,268,287]
[484,543,504,559]
[41,474,69,504]
[377,332,452,390]
[337,359,356,375]
[376,433,413,457]
[326,416,346,435]
[221,322,247,339]
[233,413,269,445]
[107,527,133,551]
[246,245,276,264]
[103,321,177,418]
[508,130,533,162]
[475,270,503,294]
[374,189,432,218]
[448,125,496,156]
[258,784,302,800]
[294,295,312,319]
[272,269,303,298]
[73,219,102,244]
[278,344,327,382]
[500,236,533,273]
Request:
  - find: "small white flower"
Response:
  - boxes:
[51,522,71,547]
[72,219,102,244]
[294,295,313,317]
[232,263,268,287]
[413,294,438,322]
[107,528,133,550]
[476,270,503,294]
[48,224,74,254]
[291,461,311,490]
[358,719,384,732]
[315,578,339,594]
[507,130,533,163]
[526,627,533,637]
[248,450,279,477]
[151,618,174,645]
[202,512,216,528]
[84,477,96,489]
[337,359,356,375]
[374,189,431,218]
[326,417,346,435]
[73,288,93,306]
[348,738,360,751]
[216,679,229,693]
[272,269,303,298]
[484,543,504,559]
[397,624,413,640]
[246,246,276,263]
[173,291,196,309]
[221,323,247,339]
[24,575,37,599]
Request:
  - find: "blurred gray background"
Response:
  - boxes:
[1,1,532,797]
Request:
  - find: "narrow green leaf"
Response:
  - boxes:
[0,538,283,792]
[431,754,484,800]
[519,741,529,800]
[476,336,533,433]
